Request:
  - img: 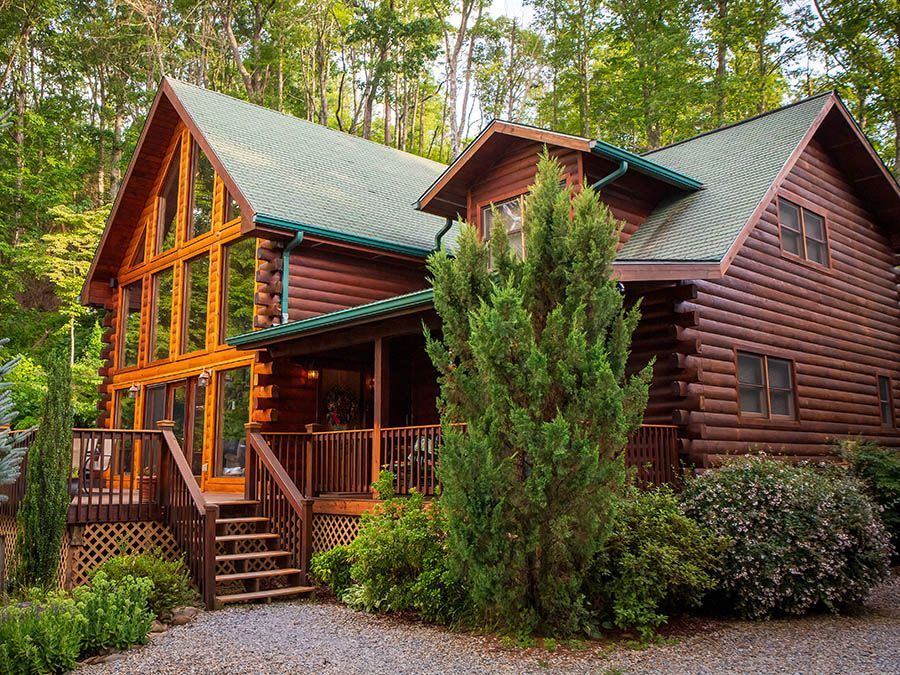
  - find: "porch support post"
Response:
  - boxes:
[372,337,390,491]
[244,422,262,501]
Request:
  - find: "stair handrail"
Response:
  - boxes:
[246,426,313,580]
[157,421,218,609]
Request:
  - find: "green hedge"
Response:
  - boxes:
[92,549,196,619]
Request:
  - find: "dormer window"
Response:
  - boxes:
[778,198,828,266]
[190,142,215,239]
[482,195,525,259]
[157,139,181,253]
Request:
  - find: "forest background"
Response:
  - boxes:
[0,0,895,426]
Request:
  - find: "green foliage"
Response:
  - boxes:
[0,593,84,674]
[837,440,900,557]
[74,571,155,655]
[425,153,651,635]
[682,456,892,620]
[313,473,469,626]
[92,549,197,619]
[0,341,25,492]
[14,355,74,588]
[587,487,724,639]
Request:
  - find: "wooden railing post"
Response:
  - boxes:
[300,498,313,582]
[245,422,262,501]
[203,503,218,610]
[156,420,175,510]
[304,435,314,498]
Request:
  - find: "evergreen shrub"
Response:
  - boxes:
[837,440,900,557]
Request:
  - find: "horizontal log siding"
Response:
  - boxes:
[685,138,900,464]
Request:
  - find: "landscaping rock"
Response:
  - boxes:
[169,605,200,625]
[150,620,167,633]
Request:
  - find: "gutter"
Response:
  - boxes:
[434,218,453,251]
[281,231,304,324]
[591,161,629,191]
[588,139,703,191]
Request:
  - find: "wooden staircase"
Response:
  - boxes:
[212,500,315,605]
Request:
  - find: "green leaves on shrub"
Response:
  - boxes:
[74,571,154,654]
[837,440,900,557]
[310,473,469,626]
[683,456,892,620]
[587,487,724,638]
[0,594,84,675]
[92,549,197,619]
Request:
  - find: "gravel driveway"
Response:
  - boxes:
[78,575,900,675]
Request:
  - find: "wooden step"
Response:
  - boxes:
[216,550,291,563]
[216,516,269,525]
[215,533,279,543]
[215,567,304,583]
[216,585,315,604]
[214,499,259,506]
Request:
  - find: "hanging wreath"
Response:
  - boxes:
[324,386,359,427]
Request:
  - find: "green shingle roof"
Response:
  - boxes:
[617,93,832,263]
[166,78,450,254]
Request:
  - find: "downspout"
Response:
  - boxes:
[434,218,453,252]
[591,160,629,191]
[281,231,304,325]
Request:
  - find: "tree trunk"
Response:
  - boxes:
[714,0,728,123]
[110,98,124,199]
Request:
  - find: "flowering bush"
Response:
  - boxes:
[837,440,900,558]
[682,457,892,619]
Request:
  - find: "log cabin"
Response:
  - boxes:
[2,78,899,607]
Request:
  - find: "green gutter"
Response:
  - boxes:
[254,213,434,258]
[228,288,435,349]
[589,140,703,191]
[281,231,304,324]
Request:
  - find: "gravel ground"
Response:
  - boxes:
[78,574,900,675]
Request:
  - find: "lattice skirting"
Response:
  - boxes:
[66,521,181,587]
[1,515,69,588]
[312,513,360,553]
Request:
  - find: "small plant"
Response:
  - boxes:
[683,456,892,619]
[837,440,900,556]
[587,486,724,639]
[0,593,84,674]
[310,544,354,599]
[92,548,196,619]
[74,571,154,654]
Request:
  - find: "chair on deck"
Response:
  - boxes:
[78,437,113,494]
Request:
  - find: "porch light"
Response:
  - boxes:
[307,368,320,381]
[127,383,140,398]
[197,369,212,389]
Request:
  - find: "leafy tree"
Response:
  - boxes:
[0,340,25,494]
[425,152,652,635]
[15,354,73,587]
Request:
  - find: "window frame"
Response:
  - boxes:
[181,253,211,355]
[219,237,257,344]
[877,374,895,428]
[188,141,216,241]
[214,365,252,478]
[118,280,144,371]
[149,266,175,364]
[735,349,798,421]
[479,192,526,262]
[777,196,830,268]
[156,138,182,256]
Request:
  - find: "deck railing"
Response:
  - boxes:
[627,424,681,487]
[158,423,217,609]
[0,428,36,517]
[264,430,372,496]
[247,428,312,580]
[69,429,163,522]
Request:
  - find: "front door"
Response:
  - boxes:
[168,379,204,480]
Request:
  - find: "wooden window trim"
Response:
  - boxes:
[480,193,527,263]
[117,281,143,373]
[148,266,175,365]
[876,373,895,428]
[475,188,528,239]
[777,195,831,270]
[180,252,210,356]
[735,349,799,423]
[155,135,183,257]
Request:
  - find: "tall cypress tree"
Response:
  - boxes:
[426,152,652,635]
[15,355,73,587]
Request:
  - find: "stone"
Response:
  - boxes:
[170,605,201,625]
[151,620,167,633]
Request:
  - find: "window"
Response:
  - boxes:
[482,195,525,260]
[120,280,143,368]
[114,390,137,474]
[778,199,828,266]
[157,139,181,253]
[216,366,251,476]
[182,254,210,354]
[225,192,241,223]
[151,268,174,362]
[190,142,215,238]
[131,227,146,266]
[221,238,256,341]
[878,376,894,427]
[737,351,795,418]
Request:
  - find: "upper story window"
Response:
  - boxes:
[182,254,210,354]
[157,139,181,254]
[482,195,525,259]
[778,198,828,266]
[878,376,894,427]
[737,351,795,419]
[225,192,241,224]
[190,142,215,239]
[120,280,143,368]
[151,267,174,362]
[220,238,256,342]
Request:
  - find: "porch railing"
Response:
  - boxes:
[247,428,312,580]
[264,430,373,496]
[0,428,36,517]
[69,429,163,522]
[627,424,681,487]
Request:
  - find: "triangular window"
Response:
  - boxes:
[157,139,181,253]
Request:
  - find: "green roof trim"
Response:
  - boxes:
[589,139,703,191]
[254,213,435,258]
[227,288,435,349]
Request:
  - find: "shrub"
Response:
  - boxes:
[310,545,353,599]
[837,440,900,556]
[74,571,154,654]
[587,487,724,638]
[92,549,196,619]
[683,457,892,620]
[0,593,84,674]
